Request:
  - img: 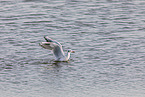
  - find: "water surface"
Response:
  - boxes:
[0,0,145,97]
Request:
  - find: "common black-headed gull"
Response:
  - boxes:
[39,36,75,61]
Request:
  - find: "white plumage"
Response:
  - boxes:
[39,36,75,61]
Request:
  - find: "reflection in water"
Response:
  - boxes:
[40,61,70,71]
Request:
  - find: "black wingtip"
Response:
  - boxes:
[43,36,53,42]
[44,36,47,39]
[44,36,48,42]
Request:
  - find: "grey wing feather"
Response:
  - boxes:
[43,36,65,59]
[44,36,61,46]
[53,46,64,58]
[40,42,55,50]
[44,36,53,42]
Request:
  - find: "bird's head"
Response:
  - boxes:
[67,49,75,53]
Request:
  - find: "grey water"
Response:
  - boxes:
[0,0,145,97]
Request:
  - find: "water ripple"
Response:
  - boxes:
[1,0,145,97]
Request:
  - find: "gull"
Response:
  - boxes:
[39,36,75,61]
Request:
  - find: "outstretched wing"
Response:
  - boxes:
[39,42,57,50]
[44,36,53,42]
[40,36,65,59]
[44,36,61,46]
